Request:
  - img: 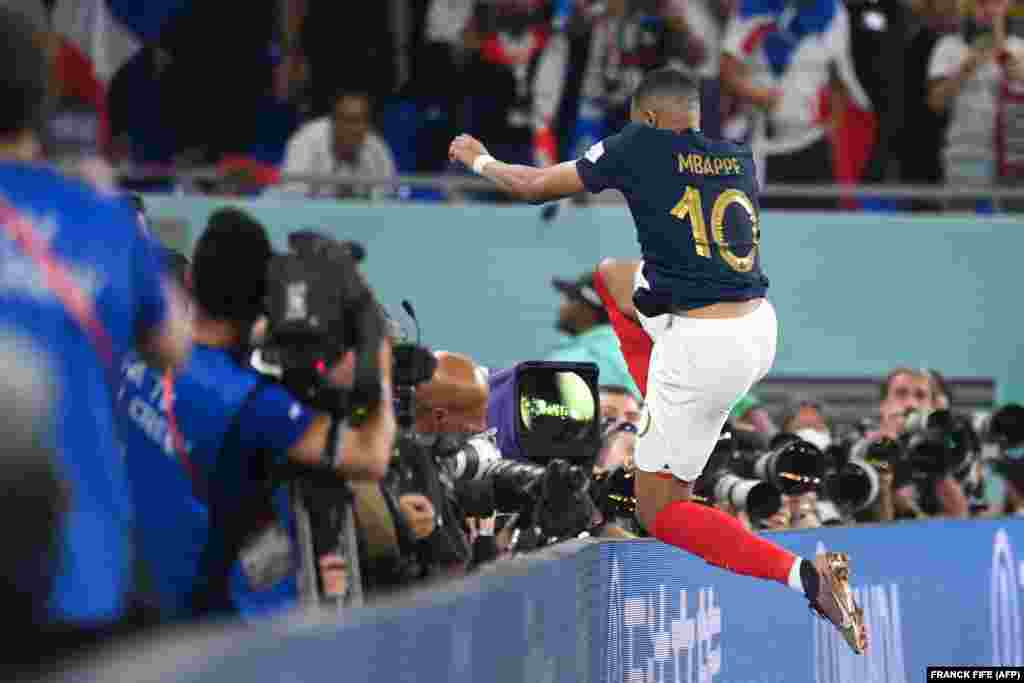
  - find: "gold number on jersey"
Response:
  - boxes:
[669,186,710,257]
[669,186,760,273]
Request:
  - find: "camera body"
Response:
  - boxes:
[262,230,385,420]
[978,404,1024,491]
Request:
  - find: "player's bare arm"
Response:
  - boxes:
[448,134,585,204]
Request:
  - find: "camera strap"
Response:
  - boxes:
[162,370,207,501]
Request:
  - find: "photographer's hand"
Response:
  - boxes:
[328,350,357,388]
[893,484,926,519]
[875,469,896,523]
[934,474,970,519]
[398,494,436,540]
[289,339,396,481]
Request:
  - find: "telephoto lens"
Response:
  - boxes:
[738,439,826,495]
[703,470,782,521]
[824,457,880,514]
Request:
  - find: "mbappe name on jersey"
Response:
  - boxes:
[677,153,742,176]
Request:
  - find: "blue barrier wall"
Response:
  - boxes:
[144,196,1024,402]
[69,518,1024,683]
[603,518,1024,683]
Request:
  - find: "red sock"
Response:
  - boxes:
[653,500,796,585]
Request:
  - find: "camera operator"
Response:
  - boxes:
[118,208,395,622]
[592,418,641,539]
[857,367,970,520]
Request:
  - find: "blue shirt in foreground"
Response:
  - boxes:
[0,161,169,623]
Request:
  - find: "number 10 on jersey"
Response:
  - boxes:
[670,186,760,273]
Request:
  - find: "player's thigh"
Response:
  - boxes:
[635,320,763,482]
[753,300,779,382]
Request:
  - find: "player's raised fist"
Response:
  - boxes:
[449,134,489,169]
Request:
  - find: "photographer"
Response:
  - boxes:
[592,418,641,539]
[843,368,975,522]
[118,208,395,622]
[416,353,596,557]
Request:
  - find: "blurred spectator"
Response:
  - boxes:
[459,0,568,168]
[839,0,912,191]
[599,384,642,425]
[899,0,959,209]
[296,0,400,116]
[730,391,778,438]
[720,0,870,209]
[928,0,1024,193]
[0,0,189,642]
[571,0,681,158]
[672,0,740,138]
[546,271,641,398]
[279,91,397,199]
[157,2,278,163]
[778,396,832,450]
[107,44,176,167]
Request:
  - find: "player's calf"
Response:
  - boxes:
[635,470,868,654]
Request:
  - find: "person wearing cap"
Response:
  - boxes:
[547,271,641,400]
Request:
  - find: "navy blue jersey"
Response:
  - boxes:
[0,161,170,623]
[576,123,769,314]
[117,345,314,620]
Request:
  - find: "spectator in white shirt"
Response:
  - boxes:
[927,0,1024,190]
[719,0,870,208]
[279,91,397,198]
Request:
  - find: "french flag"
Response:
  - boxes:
[51,1,187,151]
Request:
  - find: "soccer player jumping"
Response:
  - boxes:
[449,67,868,655]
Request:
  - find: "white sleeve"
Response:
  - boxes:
[828,6,872,111]
[578,21,609,101]
[533,33,570,129]
[367,134,398,200]
[278,125,317,195]
[371,135,397,178]
[929,36,967,80]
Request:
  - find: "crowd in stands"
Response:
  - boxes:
[12,0,1024,209]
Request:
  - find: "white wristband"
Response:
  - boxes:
[472,154,496,175]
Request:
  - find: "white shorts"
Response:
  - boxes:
[633,267,777,482]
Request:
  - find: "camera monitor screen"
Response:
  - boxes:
[515,361,600,462]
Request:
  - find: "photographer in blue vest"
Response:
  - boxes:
[117,208,395,621]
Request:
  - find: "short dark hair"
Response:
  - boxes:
[191,208,272,323]
[880,367,924,401]
[0,8,50,137]
[633,67,700,113]
[331,89,373,111]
